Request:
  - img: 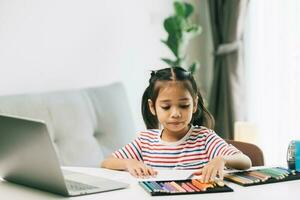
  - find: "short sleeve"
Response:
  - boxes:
[112,137,143,161]
[205,130,240,161]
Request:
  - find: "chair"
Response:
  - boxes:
[225,140,264,166]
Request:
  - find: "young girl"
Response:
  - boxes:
[101,67,251,182]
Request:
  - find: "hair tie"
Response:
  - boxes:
[150,70,156,77]
[149,70,156,84]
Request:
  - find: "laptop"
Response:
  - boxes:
[0,114,129,196]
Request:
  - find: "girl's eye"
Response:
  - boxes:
[161,106,170,110]
[180,105,190,109]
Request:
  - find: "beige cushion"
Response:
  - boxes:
[0,82,136,167]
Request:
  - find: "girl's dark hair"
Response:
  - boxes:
[141,67,215,129]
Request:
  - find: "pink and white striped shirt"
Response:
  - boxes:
[112,126,240,169]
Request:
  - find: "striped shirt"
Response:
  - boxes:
[112,126,240,169]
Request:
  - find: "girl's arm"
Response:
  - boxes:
[101,156,157,178]
[101,156,129,170]
[223,152,252,170]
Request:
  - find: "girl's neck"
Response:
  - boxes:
[160,125,191,142]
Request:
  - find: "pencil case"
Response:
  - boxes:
[139,179,233,196]
[224,167,300,186]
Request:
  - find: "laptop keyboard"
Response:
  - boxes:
[65,179,98,191]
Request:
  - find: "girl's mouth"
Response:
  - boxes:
[167,122,183,125]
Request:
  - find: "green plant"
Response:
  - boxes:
[161,1,201,74]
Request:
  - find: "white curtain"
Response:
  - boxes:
[244,0,300,166]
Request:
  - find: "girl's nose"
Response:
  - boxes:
[171,108,181,118]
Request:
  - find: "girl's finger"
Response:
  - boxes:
[141,167,150,177]
[218,167,224,180]
[147,167,157,177]
[192,169,202,176]
[129,169,138,178]
[210,168,218,182]
[135,167,144,178]
[204,167,213,183]
[200,167,208,182]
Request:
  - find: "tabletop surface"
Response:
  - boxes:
[0,166,299,200]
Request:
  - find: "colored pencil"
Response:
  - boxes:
[225,174,253,185]
[259,169,283,180]
[160,182,175,193]
[185,181,201,192]
[146,181,161,192]
[274,167,290,176]
[251,170,271,179]
[246,171,268,182]
[181,182,195,192]
[191,179,214,191]
[169,181,186,192]
[157,182,171,193]
[237,173,261,183]
[151,181,168,193]
[268,168,288,177]
[191,179,207,191]
[140,182,154,192]
[276,167,296,175]
[164,182,179,193]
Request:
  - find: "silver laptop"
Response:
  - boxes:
[0,114,129,196]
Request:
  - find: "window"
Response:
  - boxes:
[244,0,300,165]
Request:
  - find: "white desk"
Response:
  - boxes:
[0,167,299,199]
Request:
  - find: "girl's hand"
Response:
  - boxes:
[193,156,226,183]
[124,159,157,178]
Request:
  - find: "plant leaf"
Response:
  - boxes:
[161,1,201,70]
[174,1,185,18]
[166,32,182,57]
[184,2,193,18]
[161,58,176,67]
[174,1,194,19]
[188,62,199,75]
[163,16,181,34]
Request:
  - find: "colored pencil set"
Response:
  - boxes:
[225,167,300,186]
[139,179,233,196]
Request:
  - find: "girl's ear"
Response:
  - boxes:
[193,96,198,113]
[148,99,156,115]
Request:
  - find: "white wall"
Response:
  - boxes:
[0,0,212,131]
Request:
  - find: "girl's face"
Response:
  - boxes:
[148,81,197,137]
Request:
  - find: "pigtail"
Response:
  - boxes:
[141,86,159,129]
[192,91,215,129]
